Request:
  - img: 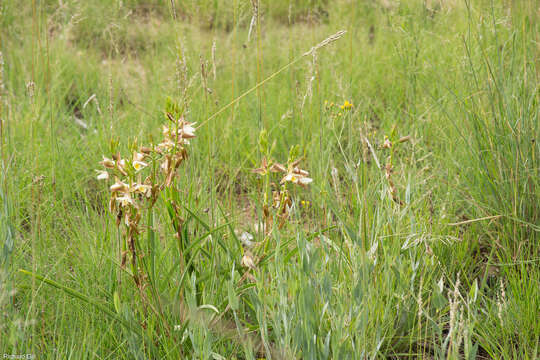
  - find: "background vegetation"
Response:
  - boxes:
[0,0,538,358]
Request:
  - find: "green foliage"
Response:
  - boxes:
[0,0,538,358]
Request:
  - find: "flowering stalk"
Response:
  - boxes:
[97,105,197,305]
[252,149,312,233]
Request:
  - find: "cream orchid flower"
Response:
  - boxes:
[281,167,313,186]
[116,193,134,207]
[132,160,148,172]
[133,152,145,162]
[131,183,152,197]
[158,138,175,151]
[177,121,197,139]
[96,170,109,180]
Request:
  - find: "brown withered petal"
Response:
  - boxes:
[100,157,115,169]
[165,168,176,188]
[291,158,303,168]
[109,197,116,213]
[270,162,287,173]
[252,168,267,176]
[116,159,128,176]
[398,135,411,143]
[293,167,309,176]
[140,146,152,154]
[110,182,128,192]
[252,157,269,175]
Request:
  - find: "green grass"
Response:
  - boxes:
[0,0,538,358]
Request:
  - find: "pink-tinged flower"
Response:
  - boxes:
[252,157,269,176]
[177,121,197,139]
[382,136,392,149]
[132,151,145,162]
[96,170,109,180]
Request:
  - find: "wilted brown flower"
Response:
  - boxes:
[100,157,115,169]
[241,251,257,270]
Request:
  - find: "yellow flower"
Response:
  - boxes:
[340,100,353,110]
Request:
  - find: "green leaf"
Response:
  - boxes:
[113,291,121,313]
[469,278,478,303]
[19,269,142,338]
[228,280,239,311]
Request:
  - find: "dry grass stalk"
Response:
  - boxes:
[211,39,217,80]
[26,81,35,101]
[447,274,461,354]
[0,51,4,160]
[176,41,190,106]
[197,30,346,130]
[82,94,102,115]
[200,55,211,95]
[301,52,317,112]
[331,166,341,201]
[107,70,113,120]
[497,278,506,326]
[0,51,4,96]
[303,30,347,57]
[247,0,259,43]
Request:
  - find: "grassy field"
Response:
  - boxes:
[0,0,538,358]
